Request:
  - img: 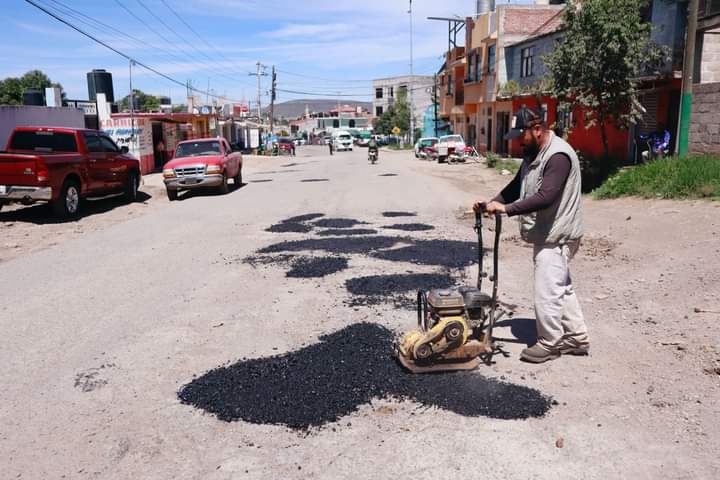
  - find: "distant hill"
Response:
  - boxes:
[266,99,372,119]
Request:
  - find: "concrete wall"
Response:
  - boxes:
[0,106,84,148]
[507,31,562,88]
[689,82,720,155]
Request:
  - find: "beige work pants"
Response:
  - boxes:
[532,241,588,348]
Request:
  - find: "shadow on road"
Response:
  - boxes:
[0,191,152,225]
[494,318,538,347]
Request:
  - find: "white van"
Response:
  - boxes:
[332,130,354,152]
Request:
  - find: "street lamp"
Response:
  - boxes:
[409,0,415,144]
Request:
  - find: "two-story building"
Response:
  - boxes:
[372,75,434,132]
[690,0,720,154]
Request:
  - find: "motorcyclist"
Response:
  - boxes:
[368,137,379,161]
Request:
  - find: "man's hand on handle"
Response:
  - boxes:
[473,200,506,216]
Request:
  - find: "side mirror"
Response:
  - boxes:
[120,146,129,154]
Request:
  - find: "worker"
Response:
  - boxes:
[328,138,334,156]
[474,106,588,363]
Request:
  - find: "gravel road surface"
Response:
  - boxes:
[1,146,719,479]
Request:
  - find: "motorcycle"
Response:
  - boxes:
[368,149,378,164]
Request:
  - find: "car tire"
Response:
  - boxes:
[438,156,446,163]
[166,189,178,201]
[52,179,81,218]
[218,174,229,195]
[234,168,242,187]
[124,172,139,202]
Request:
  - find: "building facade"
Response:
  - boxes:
[372,75,434,126]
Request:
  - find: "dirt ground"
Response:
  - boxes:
[1,148,719,479]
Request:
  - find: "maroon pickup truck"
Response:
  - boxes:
[0,127,141,217]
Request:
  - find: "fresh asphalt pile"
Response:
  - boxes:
[344,273,455,308]
[313,218,367,229]
[178,323,553,430]
[317,229,378,237]
[286,256,349,278]
[266,223,313,233]
[382,211,417,218]
[383,223,435,232]
[371,239,478,269]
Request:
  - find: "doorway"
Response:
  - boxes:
[151,122,165,171]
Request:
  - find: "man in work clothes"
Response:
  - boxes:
[474,106,589,363]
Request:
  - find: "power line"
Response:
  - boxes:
[276,88,370,98]
[23,0,244,103]
[276,69,375,84]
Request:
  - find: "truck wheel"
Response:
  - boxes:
[234,169,242,187]
[438,156,446,163]
[218,174,229,195]
[166,189,178,201]
[52,179,81,218]
[124,172,139,202]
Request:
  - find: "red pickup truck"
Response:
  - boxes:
[0,127,141,217]
[162,137,242,201]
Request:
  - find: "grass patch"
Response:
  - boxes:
[486,152,520,175]
[593,155,720,199]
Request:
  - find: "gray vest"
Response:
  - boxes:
[518,133,583,245]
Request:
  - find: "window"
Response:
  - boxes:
[475,52,482,81]
[555,103,574,137]
[376,106,384,116]
[389,86,394,98]
[9,131,78,152]
[375,88,383,99]
[709,0,720,14]
[99,135,120,153]
[83,133,103,153]
[174,141,221,158]
[447,74,453,95]
[349,119,356,128]
[521,46,535,78]
[487,45,496,74]
[333,119,340,129]
[466,54,474,82]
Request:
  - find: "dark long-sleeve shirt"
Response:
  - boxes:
[493,153,571,217]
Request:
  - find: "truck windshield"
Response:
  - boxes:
[174,141,221,158]
[338,135,351,141]
[9,131,78,152]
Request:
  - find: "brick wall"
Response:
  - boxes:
[689,82,720,155]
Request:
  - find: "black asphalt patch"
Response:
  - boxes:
[258,236,401,255]
[371,239,478,269]
[379,174,398,177]
[313,218,367,229]
[242,253,296,268]
[286,256,349,278]
[178,323,553,430]
[301,178,329,183]
[382,211,417,217]
[383,223,435,232]
[266,223,313,233]
[344,273,455,308]
[250,179,273,183]
[317,229,378,237]
[281,162,300,167]
[283,213,325,223]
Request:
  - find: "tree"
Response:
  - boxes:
[0,70,65,105]
[545,0,666,161]
[373,89,411,137]
[120,89,162,113]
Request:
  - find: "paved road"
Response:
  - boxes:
[1,146,716,479]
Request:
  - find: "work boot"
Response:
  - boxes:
[558,335,590,356]
[520,343,560,363]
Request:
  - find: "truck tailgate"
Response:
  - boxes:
[0,153,40,187]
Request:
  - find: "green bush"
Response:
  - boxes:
[485,152,520,174]
[593,155,720,199]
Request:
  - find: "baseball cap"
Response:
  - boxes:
[504,106,542,140]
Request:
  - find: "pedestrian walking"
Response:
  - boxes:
[474,106,588,363]
[328,140,334,156]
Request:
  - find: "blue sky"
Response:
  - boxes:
[3,0,530,105]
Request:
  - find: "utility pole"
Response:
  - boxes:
[270,66,277,134]
[129,59,135,140]
[408,0,415,144]
[433,74,439,137]
[249,62,268,123]
[678,0,699,157]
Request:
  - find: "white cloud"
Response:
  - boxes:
[263,23,351,39]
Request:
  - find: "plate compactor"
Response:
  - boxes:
[396,210,504,373]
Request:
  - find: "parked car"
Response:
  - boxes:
[436,134,466,163]
[415,137,439,159]
[162,137,242,201]
[332,131,354,152]
[0,126,140,217]
[278,137,295,155]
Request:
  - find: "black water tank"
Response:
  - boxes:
[22,88,45,106]
[87,69,115,103]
